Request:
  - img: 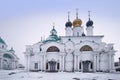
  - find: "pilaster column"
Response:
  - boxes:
[56,62,57,71]
[108,54,112,71]
[40,56,42,71]
[59,56,62,71]
[43,55,46,71]
[81,62,83,72]
[77,56,79,71]
[62,55,65,71]
[16,61,18,69]
[14,60,16,69]
[74,55,77,71]
[61,56,63,71]
[93,54,96,72]
[89,62,91,71]
[111,54,115,72]
[11,59,14,69]
[0,58,1,69]
[76,56,78,71]
[25,55,29,71]
[96,54,99,71]
[28,56,31,71]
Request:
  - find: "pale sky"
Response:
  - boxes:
[0,0,120,65]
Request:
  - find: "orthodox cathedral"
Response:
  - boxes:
[0,37,19,70]
[25,10,115,72]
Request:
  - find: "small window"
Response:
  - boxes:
[34,63,38,69]
[40,48,42,51]
[2,45,4,49]
[77,32,79,36]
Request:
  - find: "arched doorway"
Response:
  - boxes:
[48,60,57,72]
[80,45,93,72]
[82,61,90,72]
[46,46,60,72]
[3,54,13,70]
[82,61,93,72]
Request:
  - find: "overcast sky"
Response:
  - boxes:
[0,0,120,65]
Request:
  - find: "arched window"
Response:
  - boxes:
[47,46,60,52]
[3,54,12,59]
[80,45,93,51]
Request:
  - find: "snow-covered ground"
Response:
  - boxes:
[0,70,120,80]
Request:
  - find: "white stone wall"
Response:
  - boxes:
[73,27,83,36]
[86,26,94,36]
[65,27,73,36]
[25,36,115,72]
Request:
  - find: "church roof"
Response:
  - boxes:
[43,35,60,43]
[0,37,6,44]
[42,27,60,43]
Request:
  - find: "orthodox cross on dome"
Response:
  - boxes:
[86,10,94,27]
[68,11,70,21]
[88,10,91,20]
[41,37,42,41]
[76,8,79,19]
[50,22,57,36]
[53,22,55,28]
[11,47,13,50]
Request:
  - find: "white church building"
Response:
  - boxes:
[0,37,19,70]
[25,11,115,72]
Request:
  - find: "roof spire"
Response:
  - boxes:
[53,22,55,29]
[50,22,57,35]
[41,37,42,41]
[76,8,78,19]
[88,10,91,20]
[11,47,13,50]
[65,11,72,27]
[68,11,70,21]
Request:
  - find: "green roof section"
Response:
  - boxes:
[42,27,60,43]
[0,37,6,44]
[3,54,12,59]
[43,35,60,43]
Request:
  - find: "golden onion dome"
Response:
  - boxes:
[73,8,82,27]
[73,18,82,27]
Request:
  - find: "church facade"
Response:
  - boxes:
[0,37,19,70]
[25,11,115,72]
